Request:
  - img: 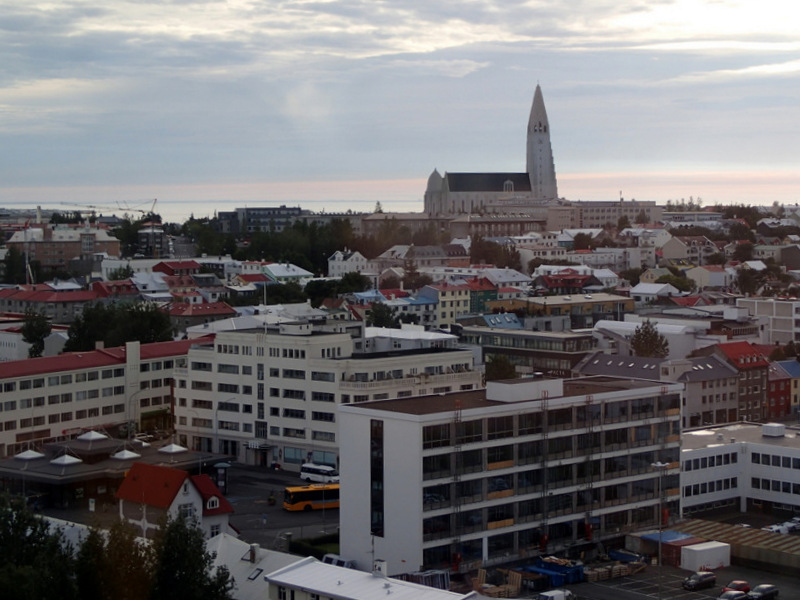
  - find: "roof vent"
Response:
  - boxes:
[762,423,786,438]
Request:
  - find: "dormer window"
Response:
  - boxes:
[207,497,219,510]
[503,180,514,193]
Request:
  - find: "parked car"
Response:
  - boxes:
[723,581,751,594]
[683,572,717,591]
[717,591,748,600]
[748,584,779,600]
[761,524,789,534]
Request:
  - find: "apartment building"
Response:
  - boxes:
[682,422,800,517]
[6,224,120,272]
[418,284,471,328]
[486,293,634,329]
[0,339,201,458]
[339,376,682,575]
[173,323,482,469]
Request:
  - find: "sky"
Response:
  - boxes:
[1,0,799,222]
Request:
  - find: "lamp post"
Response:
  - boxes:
[651,461,669,600]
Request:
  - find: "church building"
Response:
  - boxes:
[424,84,559,217]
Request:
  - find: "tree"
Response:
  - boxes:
[635,209,649,225]
[485,354,518,381]
[367,302,398,328]
[379,274,401,290]
[0,494,78,600]
[705,252,726,266]
[64,302,173,353]
[21,308,51,358]
[655,274,693,293]
[732,242,754,263]
[150,516,234,600]
[572,233,592,250]
[109,265,134,280]
[617,215,632,231]
[630,320,669,358]
[619,268,644,286]
[337,271,371,294]
[3,246,27,284]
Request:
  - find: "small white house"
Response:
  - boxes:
[630,282,681,304]
[116,461,235,539]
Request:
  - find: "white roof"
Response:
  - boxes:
[630,282,679,295]
[365,326,456,342]
[267,557,474,600]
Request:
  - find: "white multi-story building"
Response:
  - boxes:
[737,297,800,344]
[339,376,682,575]
[173,323,482,469]
[0,339,198,458]
[681,422,800,517]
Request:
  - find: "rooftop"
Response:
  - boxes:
[681,422,800,452]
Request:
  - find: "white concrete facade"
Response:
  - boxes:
[339,377,682,575]
[173,324,482,470]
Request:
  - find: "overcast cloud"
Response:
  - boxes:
[1,0,798,219]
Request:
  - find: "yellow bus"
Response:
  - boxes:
[282,483,340,511]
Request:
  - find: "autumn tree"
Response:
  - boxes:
[630,320,669,358]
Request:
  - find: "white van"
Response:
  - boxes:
[300,463,340,483]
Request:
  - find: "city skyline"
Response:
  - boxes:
[2,1,798,222]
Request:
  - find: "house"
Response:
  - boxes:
[116,462,235,539]
[660,235,717,266]
[629,282,680,304]
[685,265,734,290]
[639,267,672,284]
[153,260,202,277]
[166,301,237,335]
[327,249,369,278]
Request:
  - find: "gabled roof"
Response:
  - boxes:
[444,172,532,192]
[115,462,188,508]
[715,341,769,368]
[190,474,234,516]
[776,359,800,378]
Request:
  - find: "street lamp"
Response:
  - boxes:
[651,461,669,600]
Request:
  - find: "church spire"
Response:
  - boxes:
[526,84,558,200]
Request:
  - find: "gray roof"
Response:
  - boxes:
[445,172,531,192]
[574,351,665,377]
[677,356,738,382]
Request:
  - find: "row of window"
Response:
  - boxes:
[2,403,127,430]
[752,452,800,469]
[683,453,738,471]
[683,478,738,497]
[752,478,800,495]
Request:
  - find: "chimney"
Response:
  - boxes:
[249,543,259,563]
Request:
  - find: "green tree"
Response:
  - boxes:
[109,265,135,280]
[485,353,518,381]
[337,271,372,294]
[630,320,669,358]
[379,274,401,290]
[64,302,173,353]
[21,308,51,358]
[3,246,27,284]
[617,215,632,230]
[367,302,398,328]
[0,494,78,600]
[619,268,644,286]
[572,233,592,250]
[705,252,726,266]
[733,242,754,263]
[655,274,693,293]
[635,209,649,225]
[402,260,432,291]
[149,516,234,600]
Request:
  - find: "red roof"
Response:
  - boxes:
[152,260,201,276]
[378,288,410,298]
[0,337,213,380]
[190,474,234,516]
[166,302,236,317]
[92,280,138,297]
[716,341,769,368]
[237,273,270,283]
[116,462,188,508]
[0,289,100,303]
[463,278,496,292]
[670,296,704,307]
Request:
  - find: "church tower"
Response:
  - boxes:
[526,84,558,200]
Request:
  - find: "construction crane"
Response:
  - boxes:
[60,199,161,258]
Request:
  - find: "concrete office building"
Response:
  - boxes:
[682,422,800,517]
[339,376,681,575]
[173,323,482,470]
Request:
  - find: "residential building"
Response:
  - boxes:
[486,293,634,329]
[327,249,369,278]
[216,205,307,235]
[116,462,235,539]
[629,282,681,305]
[685,265,734,290]
[681,422,800,517]
[0,339,202,458]
[660,236,717,266]
[566,199,661,229]
[418,284,471,328]
[766,362,792,421]
[6,223,120,272]
[0,287,103,324]
[696,341,769,422]
[166,301,237,335]
[173,323,482,469]
[776,359,800,417]
[339,376,681,575]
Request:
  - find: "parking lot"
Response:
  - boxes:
[572,563,799,600]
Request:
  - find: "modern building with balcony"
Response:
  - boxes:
[339,376,682,575]
[173,323,482,470]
